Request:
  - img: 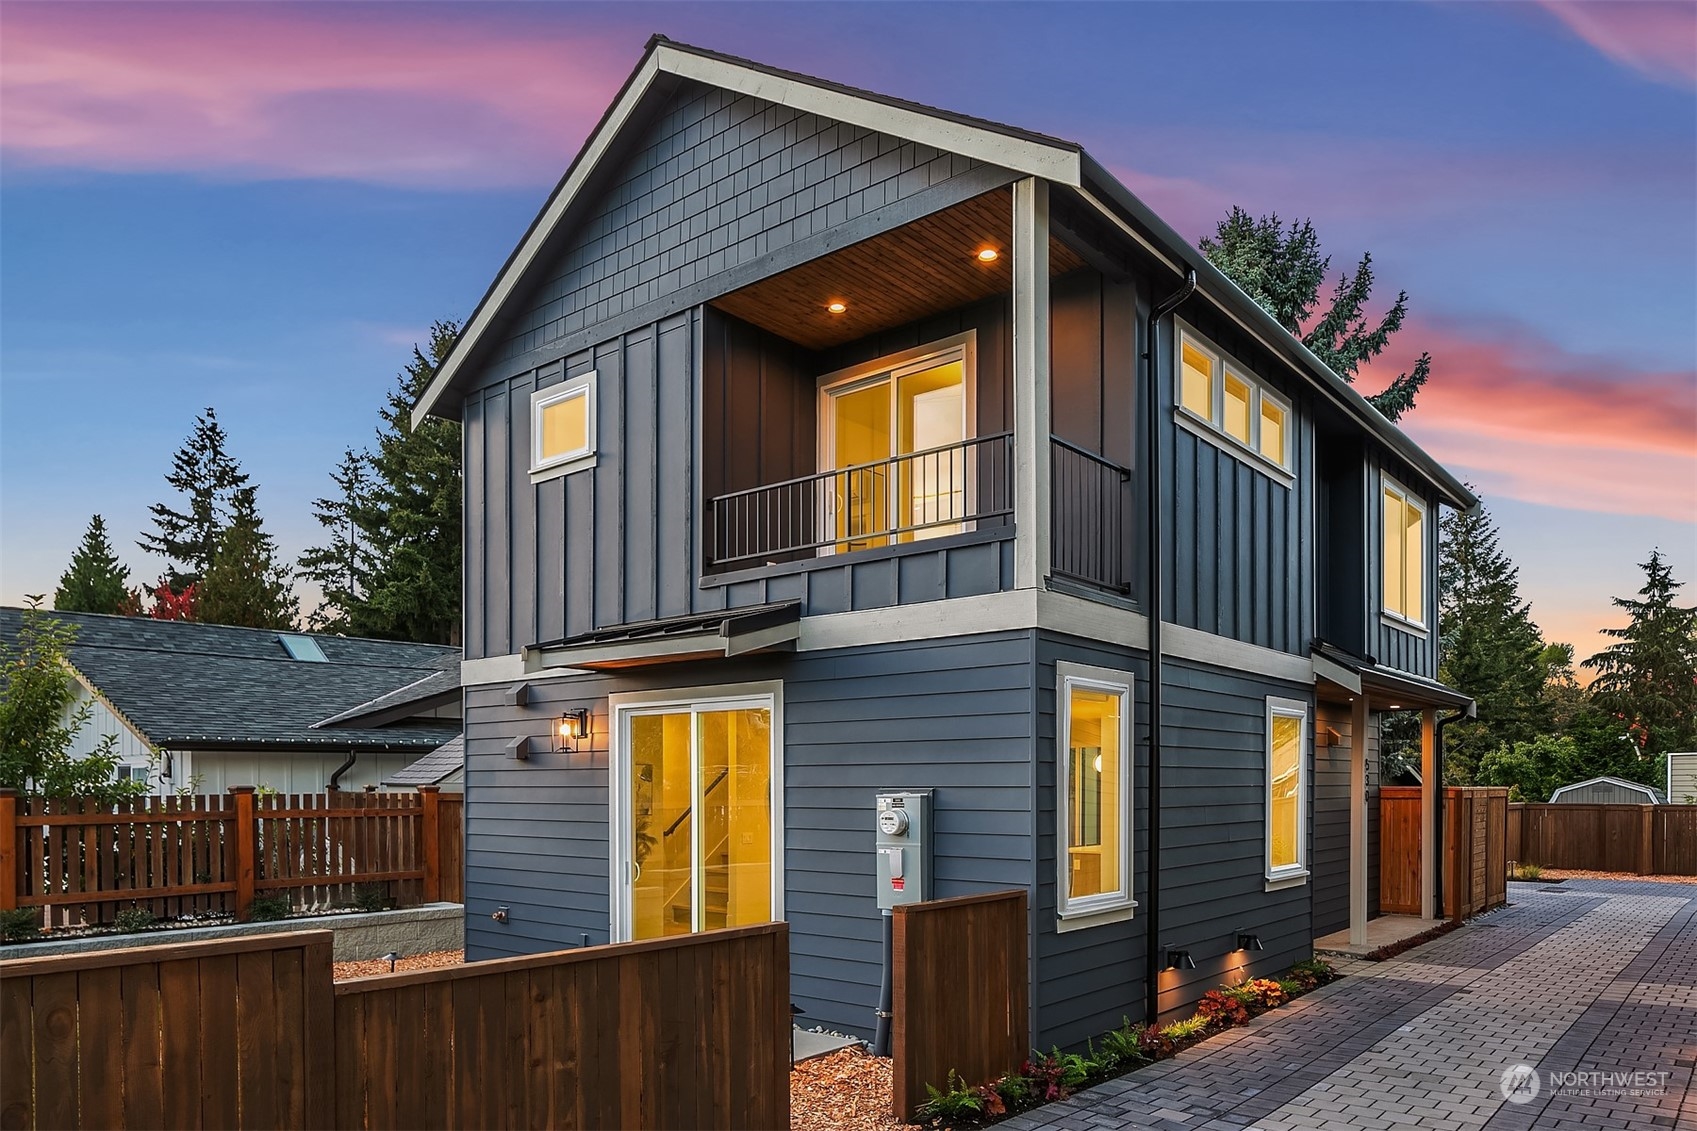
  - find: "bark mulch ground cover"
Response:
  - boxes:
[333,948,463,980]
[791,1046,904,1131]
[1538,868,1695,884]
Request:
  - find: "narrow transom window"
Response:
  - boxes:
[1057,662,1134,922]
[531,372,597,476]
[1382,475,1426,627]
[1180,340,1215,420]
[1174,325,1293,476]
[1266,697,1308,883]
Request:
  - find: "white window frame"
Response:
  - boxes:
[1380,473,1428,631]
[1265,696,1310,888]
[530,370,597,481]
[607,681,785,944]
[1173,322,1294,482]
[1056,661,1135,929]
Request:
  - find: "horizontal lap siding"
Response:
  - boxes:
[499,81,983,363]
[461,632,1036,1040]
[1163,305,1312,656]
[1153,658,1313,1019]
[1034,634,1149,1049]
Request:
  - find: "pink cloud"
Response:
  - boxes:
[1539,1,1697,88]
[1360,318,1697,521]
[0,4,634,186]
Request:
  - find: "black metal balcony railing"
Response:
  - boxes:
[1051,437,1132,593]
[706,432,1013,568]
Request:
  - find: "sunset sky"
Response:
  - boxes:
[2,1,1693,666]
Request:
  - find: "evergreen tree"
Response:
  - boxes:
[299,321,462,644]
[1200,208,1431,420]
[297,450,378,633]
[139,407,251,588]
[196,487,299,630]
[53,515,131,615]
[1583,550,1697,762]
[1436,500,1549,783]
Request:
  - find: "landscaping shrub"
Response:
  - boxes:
[1512,862,1543,881]
[1158,1015,1209,1043]
[112,907,156,934]
[247,892,291,922]
[916,1070,988,1120]
[353,882,393,913]
[0,908,40,942]
[1195,989,1251,1029]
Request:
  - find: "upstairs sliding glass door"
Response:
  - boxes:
[614,691,778,942]
[819,339,972,553]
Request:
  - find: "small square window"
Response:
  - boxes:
[531,374,597,476]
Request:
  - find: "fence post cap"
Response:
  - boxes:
[417,784,441,795]
[227,785,258,795]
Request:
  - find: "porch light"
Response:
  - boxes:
[1164,946,1196,971]
[826,301,847,314]
[553,708,590,754]
[975,247,999,262]
[1235,931,1264,952]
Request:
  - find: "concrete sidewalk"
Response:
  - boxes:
[1000,879,1697,1131]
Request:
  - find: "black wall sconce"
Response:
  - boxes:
[554,708,590,754]
[1164,946,1196,971]
[1235,931,1264,952]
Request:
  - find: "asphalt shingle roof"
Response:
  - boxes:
[384,736,464,787]
[0,608,461,752]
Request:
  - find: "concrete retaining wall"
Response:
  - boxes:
[1,903,464,963]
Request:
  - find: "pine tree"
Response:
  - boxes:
[299,321,462,644]
[53,515,131,615]
[196,487,299,630]
[139,407,251,588]
[1583,550,1697,761]
[297,450,378,633]
[1200,208,1431,421]
[1436,499,1549,783]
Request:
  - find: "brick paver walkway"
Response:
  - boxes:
[1001,879,1697,1131]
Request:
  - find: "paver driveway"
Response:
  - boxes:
[1001,878,1697,1131]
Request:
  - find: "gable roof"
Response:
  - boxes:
[383,735,464,788]
[412,36,1474,512]
[312,654,460,729]
[1548,775,1665,804]
[0,609,460,753]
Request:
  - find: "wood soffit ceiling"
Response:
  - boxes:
[711,189,1086,350]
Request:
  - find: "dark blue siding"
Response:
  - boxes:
[460,631,1037,1040]
[1366,449,1440,678]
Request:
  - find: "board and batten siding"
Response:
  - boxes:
[459,631,1036,1039]
[493,79,992,371]
[1152,656,1315,1017]
[66,680,154,774]
[1366,448,1440,679]
[1161,303,1314,657]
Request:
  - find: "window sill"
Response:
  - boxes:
[1380,612,1429,639]
[530,453,596,485]
[1264,870,1310,892]
[1173,408,1295,486]
[1055,900,1137,933]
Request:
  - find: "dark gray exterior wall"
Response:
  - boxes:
[1310,700,1382,938]
[460,631,1037,1040]
[492,79,993,371]
[1365,448,1441,678]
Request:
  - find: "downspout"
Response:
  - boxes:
[328,749,358,792]
[1432,710,1467,918]
[1142,269,1196,1024]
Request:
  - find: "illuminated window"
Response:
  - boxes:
[1265,698,1308,882]
[1174,328,1292,474]
[1057,663,1134,922]
[1382,476,1427,626]
[531,373,597,476]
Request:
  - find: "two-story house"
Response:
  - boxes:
[413,37,1476,1049]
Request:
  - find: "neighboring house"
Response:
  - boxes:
[413,38,1476,1045]
[1548,776,1666,805]
[1668,753,1697,805]
[0,609,461,795]
[384,736,465,792]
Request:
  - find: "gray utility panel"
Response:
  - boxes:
[875,790,933,910]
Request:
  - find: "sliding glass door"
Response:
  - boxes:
[615,691,778,941]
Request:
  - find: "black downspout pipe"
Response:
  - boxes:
[1433,710,1468,918]
[328,749,358,792]
[873,910,893,1056]
[1142,269,1197,1025]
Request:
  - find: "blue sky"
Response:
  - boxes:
[2,1,1693,663]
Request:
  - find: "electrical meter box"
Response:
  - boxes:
[875,790,933,909]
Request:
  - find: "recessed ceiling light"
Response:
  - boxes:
[976,248,999,262]
[826,301,847,314]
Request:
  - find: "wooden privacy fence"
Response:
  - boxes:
[0,923,791,1130]
[892,889,1029,1121]
[1378,786,1509,920]
[1509,803,1697,876]
[0,786,463,929]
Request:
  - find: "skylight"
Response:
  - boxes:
[278,634,329,662]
